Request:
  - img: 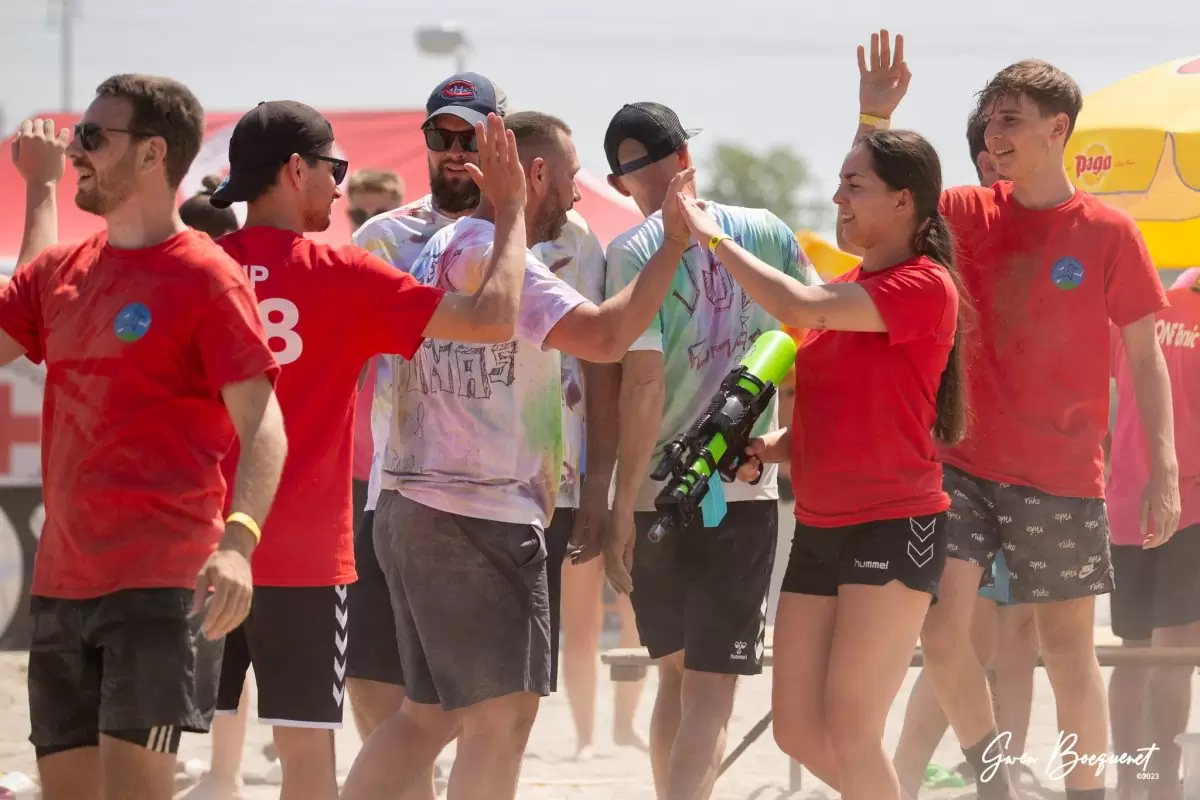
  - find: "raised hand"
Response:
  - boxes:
[11,118,70,185]
[464,113,526,213]
[857,29,911,120]
[675,192,722,244]
[660,167,697,246]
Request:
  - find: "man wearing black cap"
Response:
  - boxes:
[598,101,820,800]
[196,100,528,800]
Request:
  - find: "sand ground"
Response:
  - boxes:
[0,503,1193,799]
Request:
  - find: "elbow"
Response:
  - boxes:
[592,319,632,363]
[595,333,626,364]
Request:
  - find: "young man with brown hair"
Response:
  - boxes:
[891,107,1041,798]
[842,32,1176,800]
[0,74,289,800]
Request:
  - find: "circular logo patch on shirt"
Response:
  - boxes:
[1050,257,1085,290]
[113,302,152,342]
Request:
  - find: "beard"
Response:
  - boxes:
[529,193,569,245]
[74,149,138,216]
[429,160,480,214]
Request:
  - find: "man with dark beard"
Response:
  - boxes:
[0,75,288,800]
[343,72,508,800]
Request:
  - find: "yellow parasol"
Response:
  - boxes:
[782,231,861,343]
[795,230,860,281]
[1065,55,1200,269]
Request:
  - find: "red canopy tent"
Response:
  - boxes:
[0,109,643,261]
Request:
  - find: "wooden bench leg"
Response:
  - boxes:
[789,759,804,791]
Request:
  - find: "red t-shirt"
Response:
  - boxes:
[939,183,1168,498]
[217,227,443,586]
[1108,288,1200,544]
[0,230,279,599]
[791,255,958,526]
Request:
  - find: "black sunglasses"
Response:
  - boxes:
[73,122,152,152]
[423,126,478,153]
[310,154,349,185]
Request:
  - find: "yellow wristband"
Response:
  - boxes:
[225,512,262,543]
[709,234,732,254]
[859,112,890,130]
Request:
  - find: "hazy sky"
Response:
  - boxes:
[3,0,1198,237]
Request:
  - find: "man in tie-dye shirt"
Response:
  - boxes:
[340,111,690,800]
[598,102,820,800]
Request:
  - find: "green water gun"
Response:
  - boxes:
[647,330,798,543]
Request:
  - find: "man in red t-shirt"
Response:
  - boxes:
[195,101,526,799]
[0,75,287,800]
[1107,280,1200,795]
[841,32,1176,800]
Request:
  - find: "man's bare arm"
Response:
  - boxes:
[544,169,695,363]
[19,183,59,267]
[613,352,665,516]
[220,375,288,556]
[12,119,70,266]
[544,237,687,363]
[581,362,621,498]
[422,203,525,344]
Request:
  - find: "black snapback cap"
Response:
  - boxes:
[603,102,701,176]
[210,100,335,209]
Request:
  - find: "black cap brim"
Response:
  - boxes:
[208,175,250,210]
[425,106,488,128]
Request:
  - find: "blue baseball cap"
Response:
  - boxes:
[424,72,506,128]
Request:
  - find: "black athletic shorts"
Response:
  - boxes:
[1111,525,1200,641]
[631,499,777,674]
[346,509,401,685]
[216,585,349,728]
[28,588,222,758]
[347,502,573,693]
[782,513,948,600]
[943,465,1114,602]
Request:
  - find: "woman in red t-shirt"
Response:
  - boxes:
[675,129,967,800]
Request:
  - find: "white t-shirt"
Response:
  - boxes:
[353,195,458,512]
[606,202,821,512]
[380,217,589,527]
[530,209,606,509]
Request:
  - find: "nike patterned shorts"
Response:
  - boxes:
[782,512,948,601]
[943,465,1114,603]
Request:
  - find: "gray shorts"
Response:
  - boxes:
[373,490,552,710]
[943,465,1114,603]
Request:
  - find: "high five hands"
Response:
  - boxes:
[858,29,911,121]
[464,113,526,214]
